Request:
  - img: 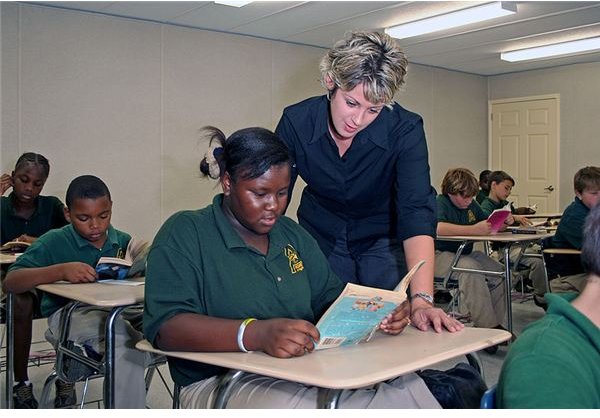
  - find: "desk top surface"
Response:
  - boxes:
[136,326,510,390]
[0,253,18,264]
[522,212,562,219]
[437,231,554,242]
[37,278,144,307]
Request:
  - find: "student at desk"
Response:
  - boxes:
[498,202,600,408]
[3,175,147,409]
[143,127,474,409]
[547,166,600,294]
[1,152,68,409]
[434,168,507,348]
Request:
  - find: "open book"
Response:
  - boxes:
[96,238,150,282]
[1,240,31,253]
[314,260,426,350]
[487,205,511,233]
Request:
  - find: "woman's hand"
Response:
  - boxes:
[0,173,12,195]
[379,299,411,335]
[410,299,464,333]
[246,318,320,358]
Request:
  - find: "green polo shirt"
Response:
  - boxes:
[475,189,488,204]
[8,224,131,316]
[435,194,486,255]
[144,194,344,387]
[479,196,509,217]
[1,193,68,244]
[498,293,600,408]
[551,197,589,249]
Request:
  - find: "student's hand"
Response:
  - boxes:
[473,220,493,235]
[16,234,36,244]
[0,173,12,195]
[505,214,516,226]
[60,262,97,283]
[379,300,411,335]
[247,318,320,358]
[410,302,464,334]
[514,215,532,226]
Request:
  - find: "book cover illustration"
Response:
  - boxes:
[315,260,426,350]
[487,204,512,233]
[96,238,150,282]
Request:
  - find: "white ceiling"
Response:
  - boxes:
[30,1,600,75]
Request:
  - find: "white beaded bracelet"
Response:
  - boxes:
[237,318,256,353]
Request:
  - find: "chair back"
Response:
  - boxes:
[480,384,496,409]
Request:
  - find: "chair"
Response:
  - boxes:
[434,242,466,315]
[480,384,496,409]
[540,237,583,295]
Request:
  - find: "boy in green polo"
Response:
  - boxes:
[3,175,147,409]
[434,168,507,348]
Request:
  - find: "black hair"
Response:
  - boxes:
[199,126,291,182]
[489,170,515,187]
[65,175,111,208]
[14,152,50,178]
[581,203,600,276]
[479,169,491,191]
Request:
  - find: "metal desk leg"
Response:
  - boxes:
[104,305,127,409]
[504,243,513,335]
[213,369,245,408]
[318,388,342,408]
[5,292,14,408]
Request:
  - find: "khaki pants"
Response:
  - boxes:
[435,250,507,328]
[550,273,588,293]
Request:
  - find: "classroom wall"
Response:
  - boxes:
[1,3,488,241]
[488,62,600,210]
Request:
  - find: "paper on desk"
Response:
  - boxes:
[97,279,144,286]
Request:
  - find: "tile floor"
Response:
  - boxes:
[1,294,545,409]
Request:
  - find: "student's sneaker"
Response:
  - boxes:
[13,381,39,409]
[54,380,77,408]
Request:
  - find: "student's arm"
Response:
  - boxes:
[3,262,96,294]
[156,313,319,359]
[437,220,492,236]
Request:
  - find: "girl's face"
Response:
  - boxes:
[222,164,291,236]
[491,180,513,201]
[11,163,47,206]
[325,78,385,142]
[448,193,474,209]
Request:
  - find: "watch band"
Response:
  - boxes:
[412,291,434,306]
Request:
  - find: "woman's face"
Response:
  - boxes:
[326,79,385,142]
[11,163,47,206]
[222,164,291,236]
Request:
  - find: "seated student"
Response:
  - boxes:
[3,175,148,409]
[476,169,491,204]
[479,170,546,308]
[434,168,507,350]
[497,202,600,408]
[143,127,476,409]
[547,166,600,294]
[1,152,69,409]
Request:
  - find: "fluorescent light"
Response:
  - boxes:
[214,1,253,7]
[385,2,516,39]
[501,37,600,62]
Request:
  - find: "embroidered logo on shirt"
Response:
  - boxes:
[284,244,304,274]
[468,210,476,224]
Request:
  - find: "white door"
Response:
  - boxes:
[490,96,559,212]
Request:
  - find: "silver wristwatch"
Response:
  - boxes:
[412,291,434,305]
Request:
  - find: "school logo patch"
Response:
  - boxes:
[468,210,476,224]
[284,244,304,274]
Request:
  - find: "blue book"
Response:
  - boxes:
[315,260,426,350]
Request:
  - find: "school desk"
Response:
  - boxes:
[135,326,511,408]
[436,231,554,335]
[3,279,144,408]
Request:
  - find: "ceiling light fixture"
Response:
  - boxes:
[385,2,516,39]
[501,37,600,62]
[214,1,253,7]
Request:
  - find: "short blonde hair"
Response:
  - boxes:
[441,168,479,197]
[319,31,408,106]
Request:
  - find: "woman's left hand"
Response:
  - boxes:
[410,301,464,333]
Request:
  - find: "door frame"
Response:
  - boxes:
[488,93,561,209]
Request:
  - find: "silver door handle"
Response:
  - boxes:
[544,185,554,192]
